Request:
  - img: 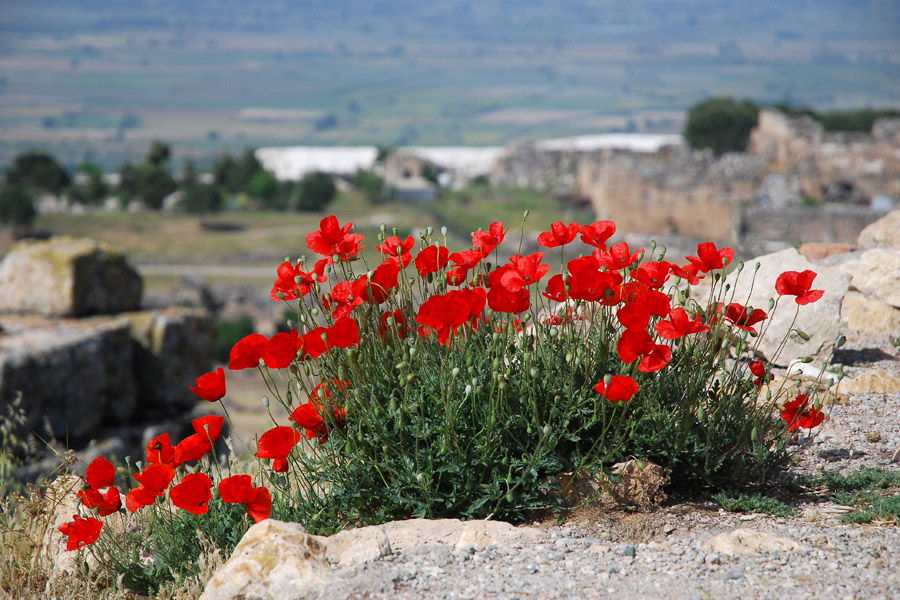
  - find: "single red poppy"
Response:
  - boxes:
[377,234,415,258]
[169,472,213,515]
[334,233,366,262]
[328,316,360,348]
[416,291,477,344]
[472,221,509,255]
[126,463,175,512]
[542,273,569,302]
[270,258,329,302]
[593,375,639,402]
[146,433,175,466]
[637,343,671,372]
[228,333,268,370]
[486,267,530,314]
[686,242,734,273]
[58,515,103,551]
[449,249,484,271]
[325,278,368,319]
[595,242,642,271]
[775,270,824,305]
[670,263,703,285]
[654,308,711,340]
[781,394,825,430]
[291,402,328,441]
[724,303,767,334]
[537,221,581,248]
[368,261,401,304]
[414,244,450,276]
[445,266,468,286]
[189,367,227,402]
[748,360,772,386]
[631,261,671,289]
[579,220,616,249]
[568,268,622,303]
[256,426,303,471]
[617,329,655,363]
[85,456,116,490]
[617,301,653,331]
[306,215,366,261]
[499,253,550,292]
[173,434,212,466]
[218,475,272,523]
[77,485,122,517]
[263,330,300,369]
[192,414,226,442]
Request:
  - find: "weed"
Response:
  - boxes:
[712,491,796,517]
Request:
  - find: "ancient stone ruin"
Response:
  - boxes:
[0,236,215,477]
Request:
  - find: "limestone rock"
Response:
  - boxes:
[317,525,391,567]
[841,291,900,336]
[838,370,900,395]
[798,242,853,261]
[380,518,539,553]
[858,210,900,249]
[0,316,136,440]
[706,528,806,556]
[124,307,215,414]
[849,249,900,308]
[0,237,142,317]
[199,520,333,600]
[727,248,849,366]
[454,525,503,553]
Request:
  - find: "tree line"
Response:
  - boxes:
[0,142,349,228]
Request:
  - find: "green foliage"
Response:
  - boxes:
[683,97,760,154]
[214,315,255,363]
[0,184,37,228]
[804,468,900,525]
[775,103,900,132]
[293,171,336,211]
[212,149,264,193]
[134,164,176,210]
[246,170,279,205]
[145,141,171,168]
[812,468,900,492]
[712,491,796,517]
[838,494,900,525]
[70,162,109,205]
[4,151,70,192]
[351,170,385,204]
[180,183,223,214]
[0,394,29,496]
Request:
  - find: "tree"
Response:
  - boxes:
[294,172,336,211]
[683,97,759,154]
[146,141,171,168]
[70,162,108,205]
[134,164,176,210]
[5,151,70,192]
[246,170,279,206]
[180,183,223,213]
[351,170,384,204]
[0,185,37,228]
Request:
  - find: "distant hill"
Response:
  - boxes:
[0,0,898,169]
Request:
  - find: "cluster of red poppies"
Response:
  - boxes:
[59,214,830,553]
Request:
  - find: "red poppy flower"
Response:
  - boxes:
[472,221,509,255]
[781,394,825,431]
[306,216,365,261]
[228,333,268,370]
[449,249,484,270]
[654,308,711,340]
[218,475,272,523]
[593,375,639,402]
[749,360,772,386]
[620,283,670,315]
[577,270,624,304]
[325,278,368,319]
[378,309,409,340]
[192,415,226,442]
[85,456,116,490]
[724,303,767,334]
[290,403,328,441]
[377,235,415,259]
[262,330,300,369]
[595,242,642,271]
[631,261,671,289]
[270,257,330,302]
[415,244,450,276]
[670,263,704,285]
[256,426,303,471]
[487,267,530,314]
[416,289,485,344]
[328,316,360,348]
[173,433,213,466]
[58,515,103,551]
[577,220,615,249]
[169,472,213,515]
[617,329,672,372]
[537,221,580,248]
[637,343,672,372]
[146,433,175,466]
[368,261,401,304]
[189,367,227,402]
[499,253,550,292]
[445,266,468,286]
[775,270,824,305]
[542,274,569,302]
[686,242,735,273]
[302,326,329,359]
[126,463,175,512]
[78,485,122,516]
[617,301,652,331]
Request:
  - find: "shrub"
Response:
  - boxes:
[53,215,838,585]
[4,151,70,192]
[214,315,255,363]
[180,183,224,214]
[0,185,37,228]
[293,172,336,211]
[684,97,760,154]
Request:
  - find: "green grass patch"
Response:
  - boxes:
[806,468,900,525]
[712,491,796,517]
[812,468,900,492]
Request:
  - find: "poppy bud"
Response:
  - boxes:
[396,361,409,370]
[751,426,758,442]
[277,291,286,300]
[794,329,810,341]
[736,261,744,272]
[697,406,706,421]
[311,308,319,316]
[426,226,434,236]
[837,335,846,347]
[451,367,460,377]
[603,374,612,385]
[565,353,573,363]
[409,347,417,358]
[523,210,529,219]
[464,384,472,395]
[499,381,507,390]
[416,473,425,483]
[542,424,552,436]
[380,223,387,233]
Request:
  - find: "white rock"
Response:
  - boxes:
[857,210,900,249]
[849,249,900,308]
[706,528,806,556]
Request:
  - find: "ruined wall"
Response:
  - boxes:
[579,147,765,241]
[738,205,892,247]
[749,110,900,201]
